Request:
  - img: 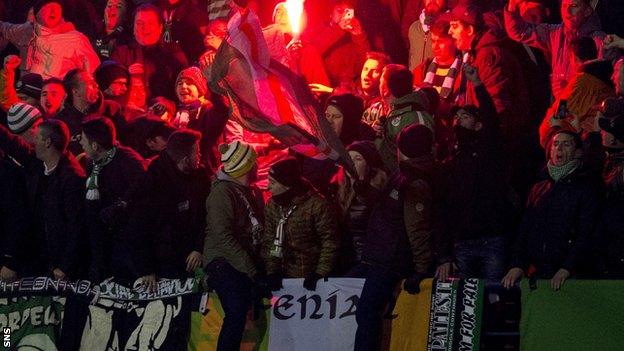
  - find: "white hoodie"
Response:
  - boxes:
[0,20,100,79]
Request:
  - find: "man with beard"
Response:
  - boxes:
[408,0,449,70]
[57,68,127,155]
[434,64,517,283]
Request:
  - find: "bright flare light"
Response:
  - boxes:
[285,0,305,36]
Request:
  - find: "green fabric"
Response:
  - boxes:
[86,146,117,200]
[378,92,434,172]
[520,279,624,351]
[203,177,262,277]
[546,159,580,182]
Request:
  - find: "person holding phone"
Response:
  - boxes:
[305,1,370,88]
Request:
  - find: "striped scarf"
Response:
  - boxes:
[423,56,461,99]
[270,205,297,258]
[86,147,117,201]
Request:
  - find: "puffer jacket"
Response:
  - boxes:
[0,21,100,79]
[263,189,339,278]
[377,91,435,172]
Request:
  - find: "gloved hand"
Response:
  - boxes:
[303,272,322,291]
[403,273,424,294]
[266,273,284,291]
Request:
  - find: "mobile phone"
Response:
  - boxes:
[343,8,354,21]
[555,99,567,119]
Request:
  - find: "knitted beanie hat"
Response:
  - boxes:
[16,73,44,100]
[269,157,302,188]
[34,0,63,16]
[176,67,208,97]
[220,141,257,178]
[95,61,130,92]
[7,102,43,134]
[397,124,434,158]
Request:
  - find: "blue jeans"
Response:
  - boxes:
[455,236,506,283]
[349,263,402,351]
[206,259,253,351]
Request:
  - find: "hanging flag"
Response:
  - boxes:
[209,8,355,173]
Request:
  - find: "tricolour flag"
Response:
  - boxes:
[209,8,355,173]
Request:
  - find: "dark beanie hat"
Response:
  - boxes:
[347,140,384,170]
[326,94,365,125]
[95,61,130,92]
[397,124,434,158]
[269,157,303,188]
[34,0,63,15]
[16,73,43,100]
[599,97,624,142]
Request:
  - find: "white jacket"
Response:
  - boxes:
[0,21,100,79]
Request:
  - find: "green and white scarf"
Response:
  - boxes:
[86,147,117,201]
[547,159,581,182]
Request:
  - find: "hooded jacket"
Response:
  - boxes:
[377,91,435,172]
[504,9,611,98]
[466,29,530,142]
[0,21,100,79]
[539,60,615,146]
[435,84,518,264]
[203,171,265,277]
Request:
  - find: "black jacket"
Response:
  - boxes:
[436,84,518,263]
[0,125,86,278]
[0,152,30,273]
[85,146,146,282]
[511,166,602,278]
[129,152,211,278]
[57,92,128,156]
[361,157,434,276]
[158,0,209,63]
[183,96,229,174]
[111,41,188,101]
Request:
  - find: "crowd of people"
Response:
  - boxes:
[1,0,624,349]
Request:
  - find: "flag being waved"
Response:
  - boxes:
[209,8,354,172]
